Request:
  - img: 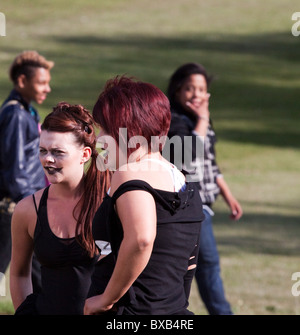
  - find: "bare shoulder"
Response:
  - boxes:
[109,168,137,196]
[12,188,45,237]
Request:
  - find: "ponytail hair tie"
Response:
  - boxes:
[84,124,92,134]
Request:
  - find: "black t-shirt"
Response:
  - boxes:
[88,179,204,315]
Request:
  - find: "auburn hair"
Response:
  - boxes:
[93,75,171,156]
[41,102,110,257]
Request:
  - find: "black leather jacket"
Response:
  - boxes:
[0,89,46,202]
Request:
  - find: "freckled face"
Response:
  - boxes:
[39,131,85,184]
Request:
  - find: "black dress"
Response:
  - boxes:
[15,186,98,315]
[88,179,204,315]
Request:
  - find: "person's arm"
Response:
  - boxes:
[84,189,157,315]
[216,175,243,220]
[1,108,34,202]
[10,196,35,310]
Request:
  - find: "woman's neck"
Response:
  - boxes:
[50,177,85,200]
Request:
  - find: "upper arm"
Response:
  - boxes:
[116,189,157,250]
[10,197,36,276]
[110,170,157,250]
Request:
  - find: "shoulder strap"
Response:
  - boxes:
[32,193,42,231]
[32,186,50,226]
[111,179,177,214]
[32,193,39,216]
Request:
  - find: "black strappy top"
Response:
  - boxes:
[88,180,204,315]
[32,186,98,315]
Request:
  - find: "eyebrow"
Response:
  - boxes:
[39,146,66,150]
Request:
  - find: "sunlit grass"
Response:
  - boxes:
[1,0,300,315]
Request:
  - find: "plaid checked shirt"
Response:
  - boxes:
[168,110,222,205]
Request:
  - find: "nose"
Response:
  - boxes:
[44,152,55,163]
[45,83,51,93]
[194,89,202,98]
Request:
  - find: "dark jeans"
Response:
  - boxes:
[195,208,233,315]
[0,210,42,293]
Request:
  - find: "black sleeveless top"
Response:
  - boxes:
[88,180,204,315]
[33,186,98,315]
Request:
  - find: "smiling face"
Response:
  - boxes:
[39,131,91,185]
[17,67,51,105]
[176,74,208,111]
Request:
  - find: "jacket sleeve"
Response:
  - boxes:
[0,106,36,202]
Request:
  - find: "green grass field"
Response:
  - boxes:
[1,0,300,315]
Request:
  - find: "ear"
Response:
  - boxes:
[16,74,27,89]
[81,146,92,164]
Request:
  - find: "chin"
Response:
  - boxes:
[46,176,60,184]
[36,97,46,104]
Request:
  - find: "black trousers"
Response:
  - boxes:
[0,210,42,293]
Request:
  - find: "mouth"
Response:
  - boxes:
[44,166,62,175]
[38,95,47,103]
[190,100,201,107]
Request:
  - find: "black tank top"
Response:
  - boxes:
[33,186,98,315]
[88,180,204,315]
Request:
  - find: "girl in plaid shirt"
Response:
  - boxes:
[167,63,242,314]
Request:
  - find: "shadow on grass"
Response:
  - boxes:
[48,31,300,149]
[214,211,300,257]
[51,31,300,62]
[1,31,299,149]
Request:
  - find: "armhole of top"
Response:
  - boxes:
[111,180,152,201]
[32,193,41,225]
[111,180,175,213]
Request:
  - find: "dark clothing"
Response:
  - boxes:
[0,89,45,202]
[0,89,45,286]
[89,179,204,315]
[16,186,98,315]
[0,210,11,273]
[167,108,221,205]
[195,208,232,314]
[168,106,233,315]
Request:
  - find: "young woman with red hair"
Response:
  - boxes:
[10,102,110,314]
[84,76,204,315]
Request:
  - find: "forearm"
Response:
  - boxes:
[101,238,153,307]
[10,272,32,310]
[194,117,209,137]
[216,175,233,201]
[10,199,35,309]
[217,175,243,220]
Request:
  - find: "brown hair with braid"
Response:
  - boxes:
[41,102,110,256]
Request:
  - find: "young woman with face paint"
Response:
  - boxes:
[10,102,110,315]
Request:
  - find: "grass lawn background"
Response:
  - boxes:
[0,0,300,315]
